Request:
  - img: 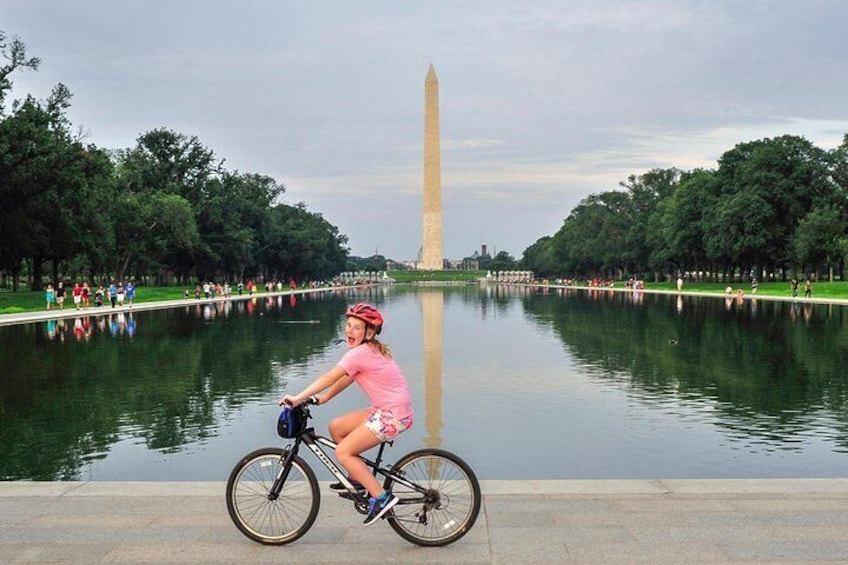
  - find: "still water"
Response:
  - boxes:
[1,286,846,481]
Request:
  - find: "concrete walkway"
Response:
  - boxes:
[2,480,848,564]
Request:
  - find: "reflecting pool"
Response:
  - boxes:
[1,285,846,481]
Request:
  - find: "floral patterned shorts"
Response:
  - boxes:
[363,407,413,442]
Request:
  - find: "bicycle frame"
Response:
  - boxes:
[270,426,431,506]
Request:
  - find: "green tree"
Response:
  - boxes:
[73,146,118,282]
[829,134,848,215]
[552,191,632,277]
[0,84,112,288]
[263,203,348,281]
[194,172,283,282]
[521,236,558,277]
[619,168,680,275]
[792,206,848,281]
[711,135,834,276]
[0,30,41,115]
[113,191,198,281]
[116,128,221,207]
[488,250,517,272]
[702,183,774,275]
[660,169,717,278]
[113,128,223,280]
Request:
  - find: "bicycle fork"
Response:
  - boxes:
[268,445,298,500]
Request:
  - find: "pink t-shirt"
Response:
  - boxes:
[337,344,413,422]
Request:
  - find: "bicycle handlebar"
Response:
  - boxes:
[279,395,319,408]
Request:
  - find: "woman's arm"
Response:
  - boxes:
[316,374,354,405]
[279,365,348,406]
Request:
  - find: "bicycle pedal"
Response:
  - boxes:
[337,490,365,501]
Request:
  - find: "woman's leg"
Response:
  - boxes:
[335,425,383,497]
[328,409,372,488]
[328,408,370,444]
[330,410,384,495]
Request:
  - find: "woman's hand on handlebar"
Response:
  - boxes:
[278,394,298,407]
[278,394,320,407]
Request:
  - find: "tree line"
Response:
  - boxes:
[522,133,848,282]
[0,31,348,291]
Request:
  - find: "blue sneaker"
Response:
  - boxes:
[363,492,398,526]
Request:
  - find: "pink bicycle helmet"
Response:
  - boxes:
[346,303,384,334]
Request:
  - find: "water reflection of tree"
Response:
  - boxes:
[0,295,349,480]
[522,291,848,452]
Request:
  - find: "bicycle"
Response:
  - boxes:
[226,397,481,546]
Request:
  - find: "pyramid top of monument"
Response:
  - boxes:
[426,63,438,82]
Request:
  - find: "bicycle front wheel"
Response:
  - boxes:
[226,447,320,545]
[384,448,481,546]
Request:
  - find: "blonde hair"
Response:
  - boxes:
[367,337,392,358]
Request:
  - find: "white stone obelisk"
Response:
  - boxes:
[422,63,443,270]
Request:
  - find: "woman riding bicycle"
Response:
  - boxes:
[279,303,414,526]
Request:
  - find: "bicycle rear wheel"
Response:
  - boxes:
[226,447,319,545]
[383,448,481,546]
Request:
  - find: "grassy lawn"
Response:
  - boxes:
[0,286,187,315]
[388,270,485,283]
[645,280,848,299]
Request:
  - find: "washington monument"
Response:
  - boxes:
[422,63,443,270]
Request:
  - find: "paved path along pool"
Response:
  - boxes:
[1,480,847,563]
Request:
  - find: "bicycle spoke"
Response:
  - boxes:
[226,449,320,545]
[385,450,480,546]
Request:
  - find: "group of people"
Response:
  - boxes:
[790,277,813,298]
[45,281,136,310]
[189,281,239,300]
[720,277,814,299]
[624,277,646,290]
[187,279,300,300]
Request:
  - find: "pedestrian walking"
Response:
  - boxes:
[55,282,66,310]
[45,284,55,310]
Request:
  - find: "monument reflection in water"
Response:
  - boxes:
[421,289,444,450]
[0,286,847,481]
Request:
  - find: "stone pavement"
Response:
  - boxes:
[1,479,847,564]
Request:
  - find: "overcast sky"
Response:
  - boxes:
[3,1,848,260]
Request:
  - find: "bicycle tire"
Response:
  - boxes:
[226,447,320,545]
[383,448,481,546]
